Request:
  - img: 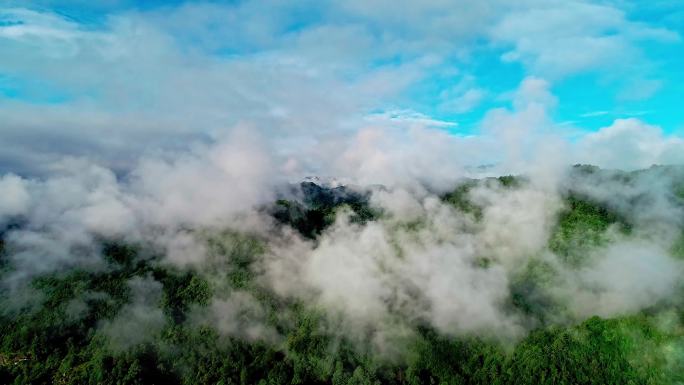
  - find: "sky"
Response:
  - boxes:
[1,0,684,177]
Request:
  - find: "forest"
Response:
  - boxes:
[1,165,683,385]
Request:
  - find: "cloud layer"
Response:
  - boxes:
[0,1,682,175]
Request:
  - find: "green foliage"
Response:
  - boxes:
[0,268,132,384]
[273,182,378,238]
[443,176,522,220]
[511,315,684,385]
[548,194,628,265]
[202,230,266,291]
[672,180,684,201]
[2,239,683,385]
[443,180,482,219]
[509,259,558,322]
[101,242,141,269]
[274,198,335,239]
[572,164,600,175]
[2,175,684,384]
[496,175,522,188]
[671,232,684,260]
[155,269,211,322]
[405,328,506,385]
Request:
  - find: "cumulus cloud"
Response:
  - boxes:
[263,183,552,342]
[441,88,487,114]
[490,0,679,78]
[259,160,684,345]
[566,240,684,319]
[332,125,469,191]
[0,1,678,175]
[0,129,282,285]
[575,119,684,170]
[0,174,30,221]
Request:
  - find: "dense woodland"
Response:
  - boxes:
[1,166,683,385]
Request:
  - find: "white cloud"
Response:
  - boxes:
[489,0,679,78]
[0,174,30,221]
[1,2,678,176]
[565,241,684,319]
[440,87,487,114]
[575,118,684,169]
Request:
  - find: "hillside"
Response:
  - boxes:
[1,166,683,385]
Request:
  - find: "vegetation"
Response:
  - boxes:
[273,182,377,239]
[548,194,629,266]
[1,174,683,384]
[442,175,521,220]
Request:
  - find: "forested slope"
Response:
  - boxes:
[1,166,683,385]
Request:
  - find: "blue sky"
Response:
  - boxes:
[1,0,684,175]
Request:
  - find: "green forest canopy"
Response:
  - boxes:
[1,166,683,385]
